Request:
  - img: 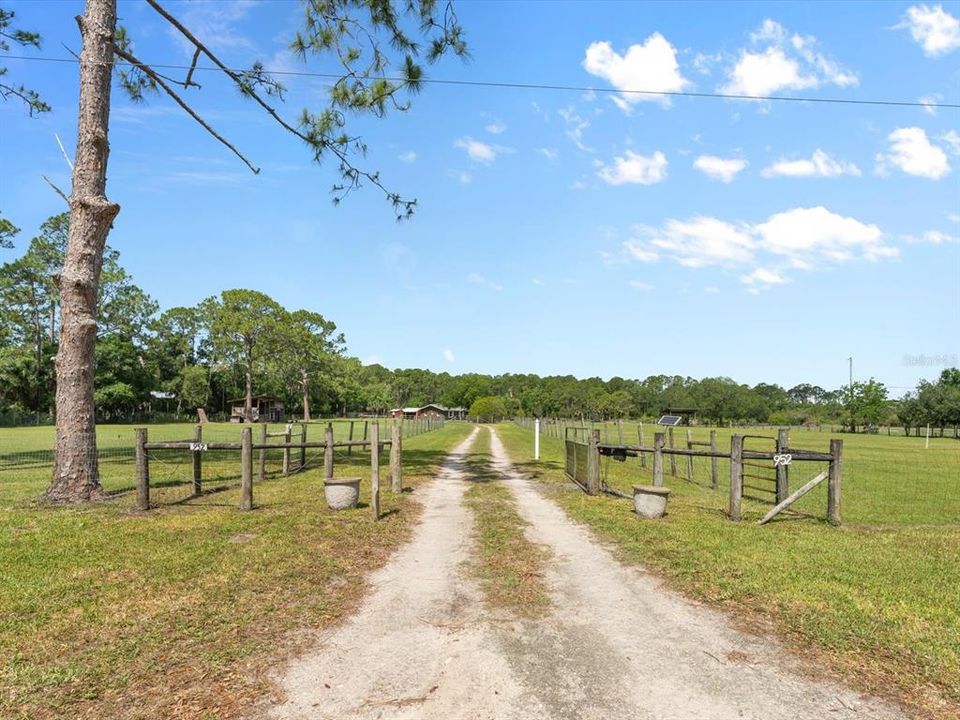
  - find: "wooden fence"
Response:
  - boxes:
[134,420,404,519]
[564,427,843,525]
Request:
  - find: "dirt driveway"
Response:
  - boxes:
[267,427,904,720]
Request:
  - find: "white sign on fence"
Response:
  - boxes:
[189,443,209,452]
[773,453,792,467]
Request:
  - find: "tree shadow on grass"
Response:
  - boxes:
[462,452,499,484]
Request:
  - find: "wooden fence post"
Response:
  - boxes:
[668,426,677,477]
[299,423,307,471]
[586,429,600,495]
[390,421,403,493]
[653,432,665,487]
[258,422,267,482]
[135,427,149,511]
[348,420,355,456]
[282,425,291,476]
[685,428,694,483]
[240,427,253,511]
[638,423,646,468]
[192,424,202,496]
[729,435,744,521]
[828,439,843,526]
[776,428,789,504]
[617,418,624,445]
[324,422,334,480]
[709,430,719,489]
[370,421,381,520]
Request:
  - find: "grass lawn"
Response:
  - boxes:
[462,429,550,619]
[496,422,960,719]
[0,422,472,720]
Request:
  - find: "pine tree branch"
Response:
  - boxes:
[112,45,260,175]
[144,0,415,216]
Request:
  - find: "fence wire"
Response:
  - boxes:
[516,418,959,526]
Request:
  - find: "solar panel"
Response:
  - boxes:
[657,415,683,426]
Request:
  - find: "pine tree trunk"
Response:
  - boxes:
[46,0,119,503]
[301,369,310,422]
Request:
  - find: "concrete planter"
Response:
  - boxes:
[324,476,361,510]
[632,485,671,519]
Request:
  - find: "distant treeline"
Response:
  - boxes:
[2,213,958,433]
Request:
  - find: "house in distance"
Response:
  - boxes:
[228,396,286,423]
[388,404,467,421]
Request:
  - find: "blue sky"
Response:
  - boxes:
[2,0,959,395]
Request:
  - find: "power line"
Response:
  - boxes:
[3,53,958,109]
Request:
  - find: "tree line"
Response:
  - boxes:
[3,212,959,435]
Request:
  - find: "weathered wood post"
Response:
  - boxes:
[828,439,843,526]
[685,428,694,483]
[348,420,355,456]
[258,422,267,482]
[370,421,381,520]
[653,432,664,487]
[617,418,624,446]
[135,427,149,511]
[299,423,307,471]
[282,424,292,476]
[390,421,403,493]
[638,423,646,468]
[776,428,790,504]
[586,429,601,495]
[709,430,719,489]
[668,426,677,477]
[192,424,203,496]
[324,422,334,480]
[729,435,744,521]
[240,426,253,511]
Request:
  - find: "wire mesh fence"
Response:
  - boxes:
[0,417,445,504]
[516,417,959,526]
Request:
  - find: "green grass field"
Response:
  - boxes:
[497,422,960,718]
[0,422,472,720]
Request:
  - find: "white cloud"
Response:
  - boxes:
[720,19,857,97]
[597,150,668,185]
[755,206,895,262]
[170,0,257,55]
[903,229,959,244]
[442,348,455,363]
[896,4,960,56]
[583,33,690,109]
[741,267,789,288]
[875,127,951,179]
[532,278,546,286]
[485,120,507,134]
[919,93,943,115]
[761,149,861,178]
[620,207,898,288]
[693,155,748,183]
[630,217,755,268]
[454,137,500,164]
[447,169,472,184]
[398,150,416,163]
[628,280,654,291]
[538,147,560,161]
[940,130,960,154]
[558,106,592,152]
[466,272,503,291]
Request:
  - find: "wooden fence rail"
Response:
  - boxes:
[135,421,403,514]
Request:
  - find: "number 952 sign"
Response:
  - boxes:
[773,453,792,467]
